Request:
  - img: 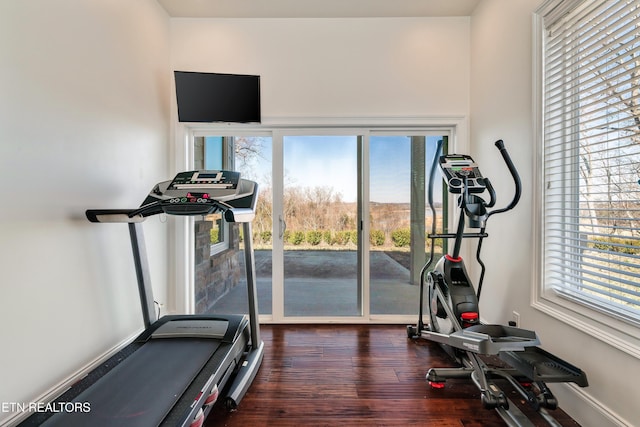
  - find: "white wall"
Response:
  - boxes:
[170,17,470,119]
[0,1,170,425]
[470,1,638,426]
[3,2,635,426]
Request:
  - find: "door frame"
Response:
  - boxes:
[172,116,468,323]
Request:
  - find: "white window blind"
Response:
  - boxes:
[541,0,640,324]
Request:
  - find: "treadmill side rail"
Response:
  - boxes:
[225,340,265,410]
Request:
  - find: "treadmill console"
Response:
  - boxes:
[439,154,486,194]
[87,170,257,223]
[158,170,242,200]
[130,170,253,218]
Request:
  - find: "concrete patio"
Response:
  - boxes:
[209,250,421,317]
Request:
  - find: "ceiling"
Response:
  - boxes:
[157,0,481,18]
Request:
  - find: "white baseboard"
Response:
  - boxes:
[550,383,633,427]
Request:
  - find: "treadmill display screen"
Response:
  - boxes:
[167,170,240,191]
[197,173,222,179]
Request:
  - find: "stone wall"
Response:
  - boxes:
[194,220,244,313]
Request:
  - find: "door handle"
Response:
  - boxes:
[279,215,287,239]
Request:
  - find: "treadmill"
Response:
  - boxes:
[19,170,264,427]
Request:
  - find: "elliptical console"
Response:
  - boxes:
[439,154,487,194]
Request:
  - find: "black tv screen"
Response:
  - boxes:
[174,71,261,123]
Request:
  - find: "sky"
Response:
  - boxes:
[208,134,444,204]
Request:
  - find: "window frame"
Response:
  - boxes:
[533,1,640,358]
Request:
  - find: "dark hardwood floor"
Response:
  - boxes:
[206,324,580,427]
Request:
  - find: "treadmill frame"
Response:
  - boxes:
[18,174,263,427]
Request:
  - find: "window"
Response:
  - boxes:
[192,134,273,316]
[194,136,231,254]
[536,0,640,337]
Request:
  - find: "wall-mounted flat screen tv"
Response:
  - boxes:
[174,71,261,123]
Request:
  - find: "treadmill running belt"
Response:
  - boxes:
[43,339,221,427]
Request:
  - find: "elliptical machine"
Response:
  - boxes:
[407,140,588,427]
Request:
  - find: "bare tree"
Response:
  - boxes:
[576,11,640,239]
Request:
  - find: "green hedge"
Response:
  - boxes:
[590,236,640,254]
[332,230,351,245]
[323,230,333,245]
[259,231,272,244]
[391,229,411,247]
[290,231,305,245]
[272,228,457,248]
[279,229,360,246]
[370,230,385,246]
[306,230,323,246]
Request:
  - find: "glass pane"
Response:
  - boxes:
[196,136,273,316]
[237,136,273,316]
[283,135,359,316]
[206,213,223,245]
[204,136,224,169]
[369,135,444,314]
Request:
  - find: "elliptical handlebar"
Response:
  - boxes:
[428,139,444,219]
[422,139,444,273]
[488,139,521,218]
[483,177,497,208]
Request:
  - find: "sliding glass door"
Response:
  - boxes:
[282,135,360,316]
[192,128,448,322]
[368,135,444,315]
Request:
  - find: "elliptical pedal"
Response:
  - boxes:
[499,347,588,388]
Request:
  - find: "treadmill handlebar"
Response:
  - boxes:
[86,200,256,224]
[86,209,145,223]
